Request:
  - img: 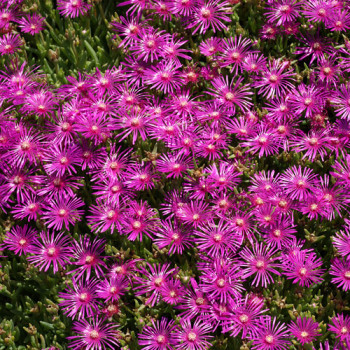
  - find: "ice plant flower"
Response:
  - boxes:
[139,318,177,350]
[57,0,91,18]
[187,0,231,34]
[17,14,45,35]
[240,243,281,288]
[328,314,350,341]
[249,316,290,350]
[27,231,72,273]
[175,318,213,350]
[329,258,350,291]
[59,278,100,320]
[68,317,119,349]
[2,225,37,256]
[135,263,176,306]
[42,194,84,230]
[281,251,324,287]
[289,317,320,345]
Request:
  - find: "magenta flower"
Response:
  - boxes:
[69,236,107,280]
[6,127,43,167]
[195,219,242,256]
[96,276,129,302]
[135,263,176,306]
[329,314,350,341]
[333,228,350,258]
[200,258,244,303]
[223,296,266,339]
[178,200,211,228]
[207,76,253,113]
[130,26,166,62]
[290,129,329,161]
[144,60,182,93]
[261,219,295,249]
[178,278,211,320]
[0,33,22,55]
[161,35,192,64]
[281,251,324,287]
[121,200,159,241]
[125,162,158,190]
[253,59,295,99]
[294,32,333,64]
[17,14,45,35]
[36,174,82,199]
[42,194,84,230]
[112,13,144,48]
[265,0,301,25]
[170,0,197,16]
[240,243,280,287]
[328,10,350,32]
[175,319,213,350]
[57,0,91,18]
[242,53,267,73]
[75,113,112,144]
[330,258,350,291]
[334,84,350,120]
[108,260,140,287]
[160,279,185,305]
[153,219,192,255]
[157,153,192,178]
[199,37,223,57]
[59,278,100,320]
[43,144,81,176]
[11,193,45,222]
[27,231,72,273]
[87,200,124,234]
[115,108,151,144]
[288,83,327,118]
[289,317,320,345]
[301,0,332,24]
[23,90,57,118]
[139,318,177,350]
[249,316,290,350]
[3,225,37,256]
[68,317,119,350]
[279,166,318,201]
[241,125,281,157]
[186,0,231,34]
[206,162,241,191]
[220,35,253,75]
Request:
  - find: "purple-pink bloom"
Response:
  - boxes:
[27,231,72,273]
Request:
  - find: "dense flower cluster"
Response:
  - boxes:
[1,0,350,349]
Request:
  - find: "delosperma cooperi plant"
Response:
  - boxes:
[1,0,350,349]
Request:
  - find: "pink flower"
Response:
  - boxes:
[68,317,119,350]
[281,250,324,287]
[135,263,177,306]
[0,33,22,55]
[289,317,320,345]
[59,278,100,320]
[139,318,178,350]
[175,319,213,350]
[330,258,350,291]
[42,194,84,230]
[27,231,72,273]
[329,314,350,341]
[57,0,91,18]
[240,243,281,288]
[249,316,290,350]
[207,76,253,113]
[18,14,45,35]
[3,225,37,256]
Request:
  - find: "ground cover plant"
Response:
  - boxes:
[0,0,350,349]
